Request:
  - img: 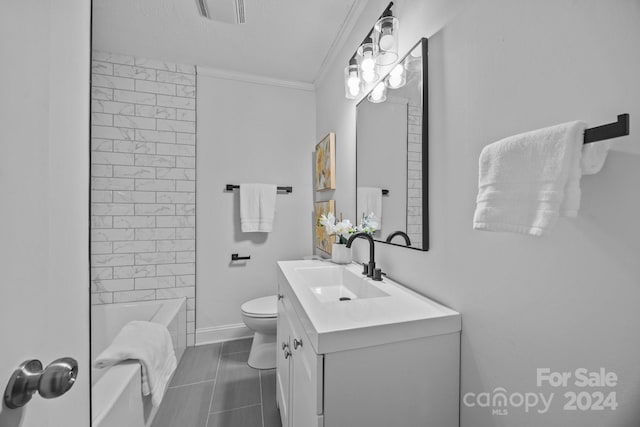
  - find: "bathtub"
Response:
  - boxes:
[91,298,187,427]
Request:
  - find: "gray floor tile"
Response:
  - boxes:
[152,381,214,427]
[260,369,282,427]
[221,338,253,354]
[210,351,261,412]
[170,343,222,387]
[207,405,263,427]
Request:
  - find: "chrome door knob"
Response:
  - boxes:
[3,357,78,409]
[284,350,292,359]
[293,339,303,350]
[282,342,289,351]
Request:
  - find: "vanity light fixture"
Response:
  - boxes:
[343,2,397,100]
[374,6,399,66]
[357,35,378,84]
[344,57,362,99]
[386,62,406,89]
[368,81,387,103]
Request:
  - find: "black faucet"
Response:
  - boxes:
[385,231,412,246]
[346,232,376,278]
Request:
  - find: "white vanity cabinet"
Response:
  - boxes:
[275,260,462,427]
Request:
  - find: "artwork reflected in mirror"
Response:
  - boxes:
[356,38,428,250]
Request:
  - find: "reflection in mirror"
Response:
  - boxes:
[356,38,428,250]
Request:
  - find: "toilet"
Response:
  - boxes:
[241,295,278,369]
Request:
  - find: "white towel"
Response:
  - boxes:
[581,140,611,175]
[473,121,587,236]
[94,320,176,407]
[240,183,277,232]
[357,187,383,228]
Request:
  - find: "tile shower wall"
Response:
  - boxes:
[407,102,422,248]
[90,51,197,346]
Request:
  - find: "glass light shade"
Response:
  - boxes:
[386,63,406,89]
[344,62,362,99]
[357,41,379,83]
[368,82,387,103]
[374,16,399,66]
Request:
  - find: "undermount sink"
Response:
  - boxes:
[294,265,389,303]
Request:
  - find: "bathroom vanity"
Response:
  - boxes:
[276,260,461,427]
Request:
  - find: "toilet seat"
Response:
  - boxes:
[241,295,278,318]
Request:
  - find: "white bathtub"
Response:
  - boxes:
[91,298,187,427]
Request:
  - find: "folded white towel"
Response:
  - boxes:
[473,120,587,236]
[240,183,277,232]
[581,140,611,175]
[357,187,383,229]
[94,320,176,407]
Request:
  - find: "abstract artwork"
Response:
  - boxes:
[315,200,335,254]
[315,132,336,191]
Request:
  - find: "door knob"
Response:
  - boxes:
[293,338,303,350]
[4,357,78,409]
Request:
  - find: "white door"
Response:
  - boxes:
[0,1,91,426]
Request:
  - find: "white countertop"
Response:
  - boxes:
[277,259,461,354]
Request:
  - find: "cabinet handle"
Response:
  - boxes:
[284,350,292,359]
[282,342,289,351]
[278,294,284,300]
[293,338,303,350]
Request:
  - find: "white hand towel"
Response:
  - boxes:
[94,320,176,407]
[240,183,277,232]
[581,140,611,175]
[473,121,587,236]
[357,187,383,228]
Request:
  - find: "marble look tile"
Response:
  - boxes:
[135,129,176,143]
[91,292,113,305]
[92,126,134,141]
[92,203,134,216]
[113,64,156,81]
[135,204,176,216]
[92,253,134,267]
[156,287,195,300]
[135,179,175,192]
[113,265,156,279]
[136,80,176,96]
[113,240,156,253]
[112,215,156,228]
[156,215,196,228]
[157,119,195,133]
[176,275,195,287]
[176,157,196,169]
[91,267,113,281]
[176,251,195,263]
[92,112,113,126]
[113,140,156,154]
[176,84,196,98]
[157,239,195,252]
[135,228,176,241]
[157,95,195,109]
[91,164,112,178]
[113,289,156,303]
[156,167,195,180]
[135,276,175,290]
[113,89,156,106]
[91,228,135,241]
[176,109,196,122]
[91,242,112,255]
[176,181,196,192]
[92,60,113,75]
[114,115,156,130]
[135,154,176,168]
[176,204,196,215]
[156,71,196,86]
[113,190,156,203]
[92,87,113,101]
[92,138,114,152]
[92,100,135,116]
[134,252,176,265]
[91,215,113,229]
[93,74,135,90]
[156,143,195,157]
[92,177,135,191]
[156,263,195,276]
[156,192,195,204]
[93,152,135,166]
[176,64,196,75]
[135,105,176,120]
[175,227,196,239]
[176,133,196,145]
[92,278,134,292]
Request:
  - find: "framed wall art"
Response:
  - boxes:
[315,132,336,191]
[315,199,335,254]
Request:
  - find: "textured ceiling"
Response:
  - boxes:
[93,0,359,83]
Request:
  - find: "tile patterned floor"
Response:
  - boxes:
[152,338,282,427]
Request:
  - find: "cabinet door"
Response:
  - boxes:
[276,294,292,427]
[290,311,324,427]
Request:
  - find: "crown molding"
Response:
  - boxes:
[313,0,369,88]
[196,66,315,92]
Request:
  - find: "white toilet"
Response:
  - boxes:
[240,295,278,369]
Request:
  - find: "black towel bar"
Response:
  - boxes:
[225,184,292,193]
[584,114,630,144]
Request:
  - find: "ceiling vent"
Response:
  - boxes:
[196,0,247,24]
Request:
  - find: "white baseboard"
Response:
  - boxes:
[195,323,253,346]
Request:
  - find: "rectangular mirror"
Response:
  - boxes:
[356,38,428,250]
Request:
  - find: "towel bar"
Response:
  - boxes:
[584,114,630,144]
[225,184,292,193]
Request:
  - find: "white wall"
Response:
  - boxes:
[315,0,640,425]
[0,0,90,425]
[196,71,315,342]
